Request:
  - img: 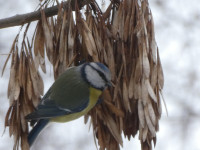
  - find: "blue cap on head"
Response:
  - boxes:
[95,62,110,73]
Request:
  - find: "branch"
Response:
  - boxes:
[0,0,91,29]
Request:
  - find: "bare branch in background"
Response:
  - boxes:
[0,0,92,29]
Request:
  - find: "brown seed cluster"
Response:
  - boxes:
[3,0,164,150]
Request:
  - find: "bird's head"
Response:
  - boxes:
[81,62,112,90]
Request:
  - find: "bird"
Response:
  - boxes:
[25,62,111,147]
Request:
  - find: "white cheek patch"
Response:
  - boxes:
[90,62,111,83]
[85,65,105,89]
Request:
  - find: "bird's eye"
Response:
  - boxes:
[97,71,108,84]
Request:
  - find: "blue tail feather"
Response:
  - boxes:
[28,119,49,147]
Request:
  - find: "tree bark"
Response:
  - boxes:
[0,0,91,29]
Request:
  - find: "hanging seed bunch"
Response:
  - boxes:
[3,0,164,150]
[3,25,44,150]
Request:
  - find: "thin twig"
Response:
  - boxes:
[0,0,91,29]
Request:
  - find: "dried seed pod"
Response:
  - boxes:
[3,0,164,150]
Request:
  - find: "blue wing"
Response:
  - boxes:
[25,98,88,120]
[26,66,90,121]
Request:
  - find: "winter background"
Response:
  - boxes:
[0,0,200,150]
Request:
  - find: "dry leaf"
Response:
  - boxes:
[68,9,75,59]
[128,69,135,99]
[144,106,156,137]
[80,17,98,61]
[147,102,156,126]
[142,46,150,79]
[41,10,54,63]
[138,99,145,128]
[123,80,131,112]
[105,101,124,117]
[146,79,157,103]
[106,39,115,80]
[142,125,148,142]
[34,21,45,58]
[26,68,33,100]
[157,48,164,89]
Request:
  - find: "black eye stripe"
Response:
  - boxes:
[97,70,107,82]
[89,64,108,83]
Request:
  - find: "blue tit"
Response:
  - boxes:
[25,62,111,146]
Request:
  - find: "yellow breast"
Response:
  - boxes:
[51,87,102,122]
